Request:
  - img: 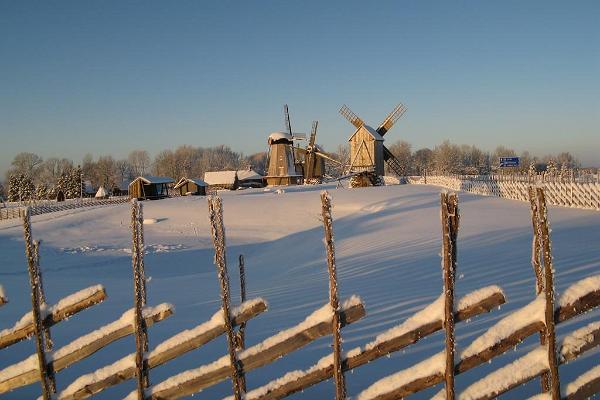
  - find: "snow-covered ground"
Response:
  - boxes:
[0,183,599,399]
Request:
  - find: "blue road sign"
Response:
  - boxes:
[499,157,520,167]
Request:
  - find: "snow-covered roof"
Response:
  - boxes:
[174,177,207,189]
[237,169,263,181]
[115,179,132,191]
[95,186,108,198]
[348,125,384,142]
[137,176,174,184]
[83,180,95,194]
[268,131,293,143]
[204,171,238,185]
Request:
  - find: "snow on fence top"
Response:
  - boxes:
[560,320,600,362]
[559,274,600,308]
[565,364,600,398]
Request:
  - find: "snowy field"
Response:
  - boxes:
[1,183,599,399]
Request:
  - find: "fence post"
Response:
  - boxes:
[320,191,347,400]
[535,188,561,399]
[207,196,244,400]
[440,192,459,400]
[22,208,56,400]
[131,199,150,399]
[32,240,54,353]
[237,254,247,392]
[527,187,544,295]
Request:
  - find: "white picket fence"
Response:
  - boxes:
[0,197,129,220]
[408,175,600,211]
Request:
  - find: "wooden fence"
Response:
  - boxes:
[1,189,599,399]
[408,175,600,211]
[0,197,129,221]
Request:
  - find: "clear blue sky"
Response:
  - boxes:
[1,0,599,176]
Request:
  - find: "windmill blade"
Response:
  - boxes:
[339,105,364,129]
[284,104,293,135]
[314,151,343,165]
[376,103,407,136]
[383,145,404,176]
[308,121,318,149]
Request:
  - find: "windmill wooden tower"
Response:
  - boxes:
[265,105,304,186]
[295,121,342,183]
[339,103,407,185]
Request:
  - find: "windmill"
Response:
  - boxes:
[294,121,343,183]
[339,103,407,186]
[264,105,305,186]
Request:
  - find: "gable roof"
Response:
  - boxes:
[348,125,384,142]
[236,169,263,181]
[137,176,174,184]
[174,177,207,189]
[204,171,238,185]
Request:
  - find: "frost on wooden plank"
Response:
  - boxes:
[55,298,266,399]
[565,364,600,398]
[0,303,173,392]
[356,351,446,400]
[460,294,545,360]
[560,321,600,362]
[559,275,600,309]
[459,346,549,400]
[0,284,105,346]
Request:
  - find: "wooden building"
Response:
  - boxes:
[348,125,384,176]
[204,171,239,190]
[237,168,264,188]
[265,132,302,186]
[174,177,207,196]
[129,176,174,200]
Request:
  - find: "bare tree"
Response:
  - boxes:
[387,140,412,175]
[128,150,150,177]
[7,152,43,180]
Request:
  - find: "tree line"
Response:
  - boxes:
[0,140,590,202]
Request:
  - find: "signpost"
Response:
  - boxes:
[499,157,519,168]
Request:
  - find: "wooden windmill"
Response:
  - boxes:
[265,105,304,186]
[295,121,342,183]
[339,103,407,184]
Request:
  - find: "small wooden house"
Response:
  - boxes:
[129,176,174,200]
[112,179,131,197]
[204,171,239,190]
[348,125,384,176]
[237,168,264,188]
[174,177,207,196]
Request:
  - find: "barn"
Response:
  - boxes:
[348,125,384,176]
[128,176,174,200]
[237,168,264,188]
[204,171,239,191]
[174,177,207,196]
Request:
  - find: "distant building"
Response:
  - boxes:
[204,171,239,191]
[174,177,207,196]
[112,179,131,197]
[129,176,174,200]
[237,168,264,188]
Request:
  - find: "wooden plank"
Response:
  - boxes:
[0,286,106,349]
[566,371,600,400]
[248,288,505,400]
[0,305,173,394]
[144,300,366,400]
[54,299,267,400]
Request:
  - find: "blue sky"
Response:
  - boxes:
[1,1,599,176]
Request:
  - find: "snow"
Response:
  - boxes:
[1,184,599,399]
[268,131,293,142]
[460,294,546,360]
[174,177,207,188]
[459,346,549,400]
[559,274,600,308]
[137,176,174,184]
[237,169,263,181]
[560,320,600,361]
[0,284,6,302]
[356,351,446,400]
[565,364,600,397]
[204,170,238,185]
[0,303,172,383]
[0,284,104,338]
[94,186,108,198]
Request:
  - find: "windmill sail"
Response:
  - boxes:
[376,103,407,136]
[339,105,364,129]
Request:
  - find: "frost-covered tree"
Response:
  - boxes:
[387,140,412,176]
[35,184,49,200]
[8,175,19,202]
[546,159,558,177]
[528,161,537,177]
[128,150,150,177]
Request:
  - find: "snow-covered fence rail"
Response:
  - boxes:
[0,197,130,221]
[408,175,600,211]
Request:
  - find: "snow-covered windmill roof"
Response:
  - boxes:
[268,131,293,143]
[204,171,238,185]
[236,169,263,181]
[137,176,174,184]
[174,177,207,189]
[348,125,384,142]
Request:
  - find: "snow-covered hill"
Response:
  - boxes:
[1,184,599,399]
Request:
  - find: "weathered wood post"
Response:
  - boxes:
[22,208,56,399]
[535,188,561,399]
[237,254,247,392]
[320,191,347,400]
[131,199,149,399]
[207,196,244,400]
[33,240,54,352]
[440,192,459,400]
